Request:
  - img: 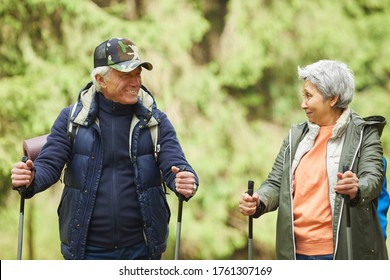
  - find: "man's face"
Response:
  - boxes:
[99,66,142,104]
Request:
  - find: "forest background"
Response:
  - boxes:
[1,0,389,260]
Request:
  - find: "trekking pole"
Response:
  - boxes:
[342,166,353,260]
[174,166,186,260]
[12,134,48,260]
[247,180,254,260]
[174,195,184,260]
[13,134,47,260]
[344,194,352,260]
[14,156,28,260]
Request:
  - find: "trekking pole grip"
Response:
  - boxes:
[247,180,254,196]
[18,156,28,214]
[12,156,28,195]
[342,166,351,226]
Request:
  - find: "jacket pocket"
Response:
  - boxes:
[148,187,170,244]
[57,187,80,244]
[137,154,162,188]
[63,153,90,190]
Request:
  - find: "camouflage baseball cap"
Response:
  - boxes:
[93,38,153,72]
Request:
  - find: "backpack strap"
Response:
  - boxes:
[67,103,78,146]
[150,123,168,194]
[150,125,160,162]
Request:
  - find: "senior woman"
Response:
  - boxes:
[239,60,388,260]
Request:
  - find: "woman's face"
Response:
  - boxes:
[98,66,142,104]
[301,80,339,126]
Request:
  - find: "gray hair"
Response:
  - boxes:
[91,66,111,91]
[297,60,355,109]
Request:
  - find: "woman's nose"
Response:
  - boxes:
[301,99,307,109]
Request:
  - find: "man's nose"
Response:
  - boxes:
[128,76,141,86]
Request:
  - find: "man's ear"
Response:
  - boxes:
[96,74,106,88]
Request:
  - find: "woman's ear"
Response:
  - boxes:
[330,95,339,107]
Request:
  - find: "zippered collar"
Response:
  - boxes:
[70,82,159,127]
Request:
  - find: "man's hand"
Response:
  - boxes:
[11,159,35,188]
[171,166,197,198]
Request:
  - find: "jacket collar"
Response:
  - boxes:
[306,108,351,140]
[71,82,158,127]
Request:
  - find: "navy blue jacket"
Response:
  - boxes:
[25,82,199,259]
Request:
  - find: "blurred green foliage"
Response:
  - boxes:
[1,0,389,260]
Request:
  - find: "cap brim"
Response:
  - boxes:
[110,60,153,72]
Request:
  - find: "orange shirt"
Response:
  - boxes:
[293,125,334,255]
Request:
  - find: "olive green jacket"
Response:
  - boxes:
[255,109,388,260]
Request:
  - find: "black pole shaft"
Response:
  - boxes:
[344,194,353,260]
[174,196,183,260]
[247,180,254,260]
